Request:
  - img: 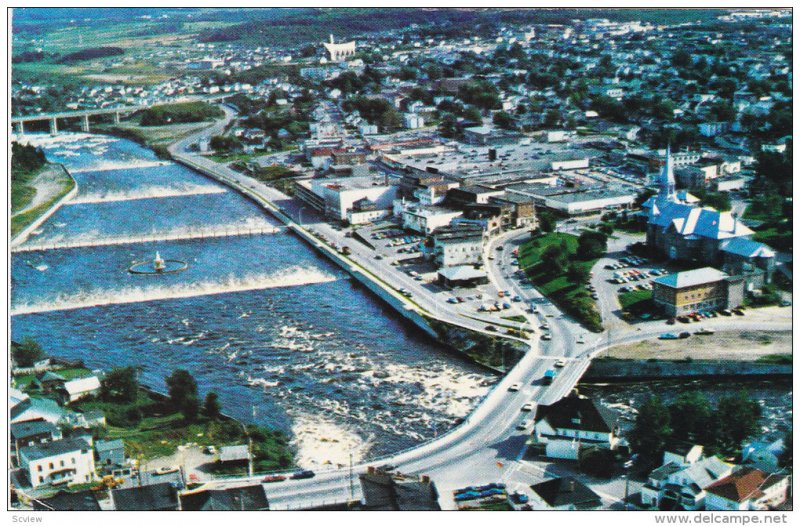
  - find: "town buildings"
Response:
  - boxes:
[652,267,744,316]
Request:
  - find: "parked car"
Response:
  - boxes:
[695,327,716,335]
[679,332,691,339]
[521,402,535,412]
[659,333,679,340]
[509,382,522,392]
[516,419,532,431]
[554,359,566,367]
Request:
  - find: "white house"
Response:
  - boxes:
[704,468,790,511]
[19,438,96,489]
[530,395,621,460]
[403,113,425,129]
[61,376,101,404]
[640,455,732,510]
[740,439,785,473]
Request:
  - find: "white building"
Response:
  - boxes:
[19,438,96,488]
[295,176,397,222]
[531,395,621,460]
[61,376,101,404]
[403,113,425,129]
[640,454,732,510]
[323,35,356,62]
[432,226,484,268]
[401,204,463,235]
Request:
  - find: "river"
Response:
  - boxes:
[10,133,496,469]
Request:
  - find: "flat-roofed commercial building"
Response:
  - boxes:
[652,267,744,316]
[295,176,397,222]
[432,225,484,267]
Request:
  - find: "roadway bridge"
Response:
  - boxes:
[11,93,235,135]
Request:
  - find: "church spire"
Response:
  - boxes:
[659,144,676,201]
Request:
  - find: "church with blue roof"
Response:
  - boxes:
[643,146,775,286]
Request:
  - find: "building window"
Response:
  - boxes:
[37,465,42,472]
[72,458,76,464]
[60,460,65,467]
[48,462,53,469]
[39,476,43,483]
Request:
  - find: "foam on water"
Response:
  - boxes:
[19,217,278,251]
[10,266,338,315]
[69,184,227,204]
[289,409,374,469]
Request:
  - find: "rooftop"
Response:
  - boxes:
[530,477,601,509]
[652,267,729,289]
[19,437,91,461]
[534,394,618,433]
[437,265,487,281]
[180,485,269,511]
[10,420,60,441]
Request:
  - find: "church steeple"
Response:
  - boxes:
[658,144,676,201]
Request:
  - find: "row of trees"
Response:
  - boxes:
[629,390,763,467]
[100,366,220,423]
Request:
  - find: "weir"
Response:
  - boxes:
[12,225,282,253]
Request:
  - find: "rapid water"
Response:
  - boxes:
[11,133,496,468]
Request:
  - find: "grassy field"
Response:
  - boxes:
[518,233,603,332]
[74,389,292,470]
[618,289,653,312]
[11,165,76,237]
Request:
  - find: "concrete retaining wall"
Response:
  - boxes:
[583,358,792,381]
[11,164,77,248]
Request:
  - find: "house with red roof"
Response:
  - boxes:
[704,467,790,511]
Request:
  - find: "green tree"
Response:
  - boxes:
[778,430,792,468]
[715,391,762,455]
[203,391,222,420]
[539,244,568,277]
[166,369,199,418]
[577,231,607,260]
[567,263,590,283]
[492,111,516,130]
[181,395,201,423]
[11,338,45,367]
[543,109,561,128]
[578,447,616,478]
[100,366,139,404]
[667,391,713,445]
[629,396,672,466]
[537,209,556,233]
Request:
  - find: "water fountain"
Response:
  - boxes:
[128,251,188,275]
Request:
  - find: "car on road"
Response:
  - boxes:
[695,327,716,335]
[554,359,566,368]
[511,491,529,504]
[521,402,535,411]
[541,333,552,341]
[679,332,691,339]
[291,470,316,480]
[508,382,522,392]
[262,474,287,483]
[659,333,679,340]
[516,419,532,431]
[543,369,557,384]
[485,325,497,332]
[540,323,550,330]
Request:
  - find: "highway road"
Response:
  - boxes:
[166,107,791,510]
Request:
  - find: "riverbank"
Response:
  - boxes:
[11,163,77,241]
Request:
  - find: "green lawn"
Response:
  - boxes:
[11,166,76,237]
[13,367,94,390]
[618,289,653,312]
[518,233,603,332]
